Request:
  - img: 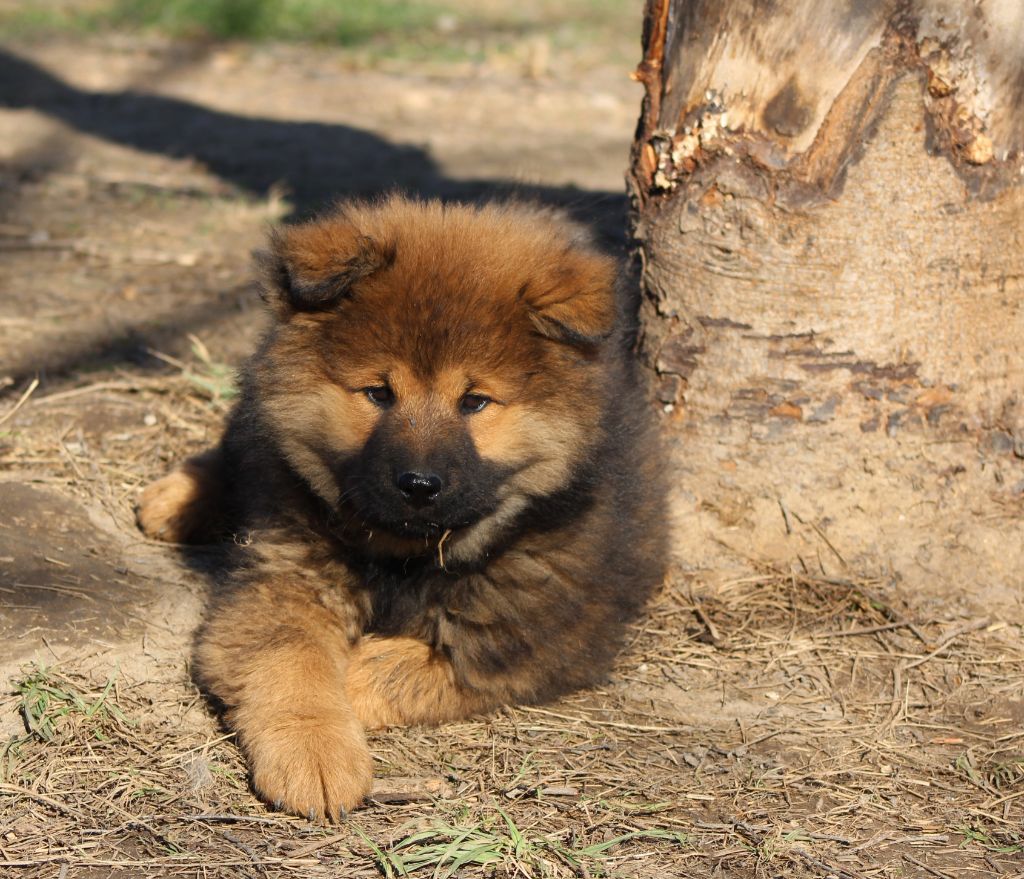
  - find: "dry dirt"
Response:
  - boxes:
[0,24,1022,879]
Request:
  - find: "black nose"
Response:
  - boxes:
[396,471,443,507]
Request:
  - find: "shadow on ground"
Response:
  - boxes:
[0,48,626,225]
[0,47,631,388]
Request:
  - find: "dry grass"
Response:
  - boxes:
[2,436,1023,879]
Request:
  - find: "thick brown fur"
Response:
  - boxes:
[137,195,668,821]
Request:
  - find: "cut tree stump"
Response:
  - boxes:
[629,1,1024,604]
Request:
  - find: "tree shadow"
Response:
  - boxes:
[0,48,632,387]
[0,47,439,215]
[0,47,626,228]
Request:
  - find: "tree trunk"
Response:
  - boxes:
[629,1,1024,599]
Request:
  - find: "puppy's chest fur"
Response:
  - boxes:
[320,514,581,648]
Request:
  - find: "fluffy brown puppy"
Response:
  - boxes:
[138,195,667,821]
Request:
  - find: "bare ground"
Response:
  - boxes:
[1,23,1022,879]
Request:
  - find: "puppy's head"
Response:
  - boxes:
[251,195,618,561]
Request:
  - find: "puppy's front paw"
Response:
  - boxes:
[137,454,217,542]
[244,707,373,822]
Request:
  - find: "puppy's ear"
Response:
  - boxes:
[257,216,395,315]
[523,249,618,347]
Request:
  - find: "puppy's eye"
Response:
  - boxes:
[365,386,395,408]
[460,392,491,415]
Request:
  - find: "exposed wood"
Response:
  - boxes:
[631,0,1024,201]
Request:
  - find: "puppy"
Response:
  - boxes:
[138,195,667,820]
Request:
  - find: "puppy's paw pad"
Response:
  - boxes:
[248,714,373,822]
[136,468,205,542]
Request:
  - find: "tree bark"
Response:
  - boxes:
[629,1,1024,598]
